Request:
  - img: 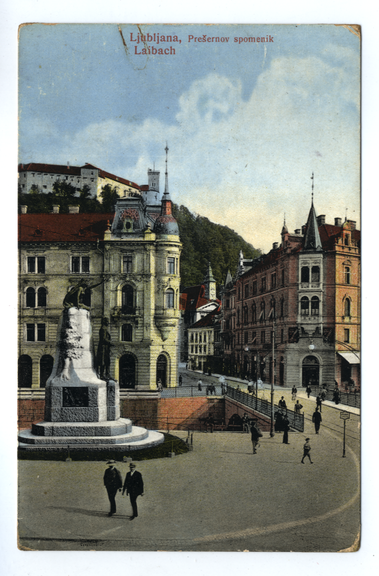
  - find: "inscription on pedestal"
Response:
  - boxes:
[63,387,89,407]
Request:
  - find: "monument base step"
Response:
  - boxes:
[18,425,155,445]
[31,418,132,437]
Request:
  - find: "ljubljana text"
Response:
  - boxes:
[130,32,274,56]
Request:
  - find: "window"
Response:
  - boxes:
[165,288,174,308]
[190,333,194,342]
[71,256,90,273]
[280,298,284,318]
[121,324,133,342]
[244,331,249,344]
[300,296,309,316]
[26,287,36,308]
[251,331,256,343]
[345,267,351,284]
[344,298,351,317]
[344,329,350,343]
[26,323,45,342]
[199,334,202,343]
[123,254,133,273]
[122,285,134,312]
[281,269,285,286]
[271,273,276,289]
[261,331,265,344]
[167,257,175,274]
[311,296,320,316]
[243,306,248,325]
[191,345,194,354]
[281,328,284,343]
[252,281,257,295]
[301,267,309,283]
[37,287,47,307]
[311,266,320,283]
[237,309,240,326]
[261,277,266,292]
[245,284,249,298]
[259,301,265,321]
[344,234,350,246]
[251,303,256,323]
[27,256,45,274]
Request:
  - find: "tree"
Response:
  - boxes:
[100,184,119,212]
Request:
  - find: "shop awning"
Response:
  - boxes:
[337,351,360,364]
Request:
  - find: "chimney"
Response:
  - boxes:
[334,217,342,226]
[52,205,60,214]
[67,161,70,169]
[347,220,356,230]
[273,242,279,250]
[301,225,307,234]
[68,205,79,214]
[21,205,28,214]
[294,229,301,235]
[317,215,325,226]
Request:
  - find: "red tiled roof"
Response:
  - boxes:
[18,163,81,176]
[180,285,209,311]
[319,223,361,251]
[82,164,140,190]
[18,213,113,242]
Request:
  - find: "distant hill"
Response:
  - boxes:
[173,204,261,293]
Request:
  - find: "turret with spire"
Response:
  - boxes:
[303,173,322,251]
[203,262,217,300]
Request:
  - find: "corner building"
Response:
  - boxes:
[221,200,360,389]
[18,167,182,391]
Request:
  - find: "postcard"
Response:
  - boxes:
[17,23,360,554]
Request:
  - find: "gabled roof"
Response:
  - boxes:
[189,309,221,329]
[18,213,113,242]
[180,284,210,311]
[18,163,81,176]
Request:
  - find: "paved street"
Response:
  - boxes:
[18,383,360,552]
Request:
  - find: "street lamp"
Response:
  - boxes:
[308,339,315,353]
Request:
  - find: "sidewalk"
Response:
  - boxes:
[18,400,360,552]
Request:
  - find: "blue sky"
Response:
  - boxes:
[19,23,360,252]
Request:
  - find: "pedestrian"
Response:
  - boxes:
[316,394,322,412]
[179,375,182,386]
[282,415,290,444]
[236,385,241,392]
[279,396,287,410]
[250,419,262,454]
[242,412,250,433]
[333,388,340,405]
[274,410,284,432]
[103,460,123,516]
[301,438,313,464]
[294,400,303,414]
[122,462,144,520]
[306,384,312,398]
[291,385,297,400]
[198,379,202,391]
[312,407,322,434]
[321,389,326,402]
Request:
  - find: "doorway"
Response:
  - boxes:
[157,354,168,387]
[302,355,320,387]
[119,354,136,388]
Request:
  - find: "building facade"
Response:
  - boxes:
[18,162,182,391]
[18,162,140,201]
[220,201,360,389]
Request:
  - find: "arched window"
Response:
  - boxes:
[37,287,47,307]
[259,301,265,321]
[344,298,351,317]
[237,309,240,326]
[311,296,319,316]
[269,298,276,319]
[121,324,133,342]
[300,296,309,316]
[26,287,35,308]
[165,288,174,309]
[301,267,309,283]
[122,285,134,313]
[311,266,320,283]
[251,303,256,323]
[345,267,351,284]
[280,298,284,318]
[243,305,248,325]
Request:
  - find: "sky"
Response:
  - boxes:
[19,23,360,252]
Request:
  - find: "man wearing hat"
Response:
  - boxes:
[103,460,123,516]
[122,463,144,520]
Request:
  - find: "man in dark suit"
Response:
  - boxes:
[103,460,123,516]
[122,462,144,520]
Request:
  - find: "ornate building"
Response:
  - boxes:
[220,200,360,389]
[18,149,182,391]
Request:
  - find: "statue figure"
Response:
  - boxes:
[63,278,105,310]
[97,317,112,381]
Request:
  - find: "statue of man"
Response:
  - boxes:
[97,317,112,381]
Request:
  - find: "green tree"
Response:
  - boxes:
[100,184,119,212]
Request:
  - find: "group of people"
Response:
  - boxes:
[103,461,144,520]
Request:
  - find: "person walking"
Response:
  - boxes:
[103,460,123,516]
[242,413,250,433]
[294,400,303,414]
[312,407,322,434]
[291,386,297,401]
[179,375,182,386]
[279,396,287,410]
[316,394,322,413]
[306,384,312,398]
[250,419,262,454]
[301,438,313,464]
[122,462,144,520]
[282,415,290,444]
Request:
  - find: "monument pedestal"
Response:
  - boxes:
[18,307,164,454]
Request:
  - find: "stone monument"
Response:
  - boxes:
[18,280,164,454]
